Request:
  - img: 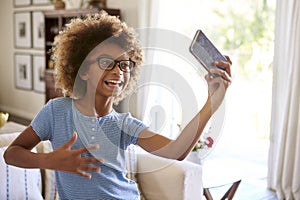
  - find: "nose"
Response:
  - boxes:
[111,63,123,75]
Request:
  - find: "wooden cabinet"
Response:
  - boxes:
[44,8,121,103]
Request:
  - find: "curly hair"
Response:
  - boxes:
[52,11,143,104]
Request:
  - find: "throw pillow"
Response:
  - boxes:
[0,146,43,200]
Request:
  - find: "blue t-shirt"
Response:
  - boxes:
[31,97,147,200]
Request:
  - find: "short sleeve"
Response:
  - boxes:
[31,100,54,141]
[122,113,148,145]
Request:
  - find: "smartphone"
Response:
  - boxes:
[190,30,227,73]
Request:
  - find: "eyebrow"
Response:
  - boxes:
[98,54,130,60]
[98,54,113,58]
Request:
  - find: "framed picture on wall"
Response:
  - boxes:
[33,55,45,93]
[14,53,32,90]
[14,12,32,48]
[14,0,31,7]
[32,0,51,5]
[32,11,45,49]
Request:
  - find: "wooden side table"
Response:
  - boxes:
[203,179,241,200]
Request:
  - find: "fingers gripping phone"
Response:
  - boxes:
[190,30,227,73]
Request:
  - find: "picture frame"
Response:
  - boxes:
[33,55,45,93]
[14,0,31,7]
[14,53,32,90]
[32,11,45,49]
[32,0,51,5]
[14,12,32,48]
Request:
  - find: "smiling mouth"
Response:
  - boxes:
[104,80,123,87]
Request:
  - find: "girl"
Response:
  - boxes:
[4,11,231,199]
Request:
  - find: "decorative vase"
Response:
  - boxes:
[54,0,65,10]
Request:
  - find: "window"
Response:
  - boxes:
[143,0,275,161]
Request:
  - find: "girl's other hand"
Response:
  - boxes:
[47,132,104,179]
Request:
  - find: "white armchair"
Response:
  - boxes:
[137,153,203,200]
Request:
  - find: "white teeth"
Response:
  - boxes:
[106,80,121,84]
[105,80,122,86]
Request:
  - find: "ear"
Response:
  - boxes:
[79,72,89,80]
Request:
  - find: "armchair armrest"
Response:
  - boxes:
[137,153,203,200]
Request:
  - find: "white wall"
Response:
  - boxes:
[0,0,139,120]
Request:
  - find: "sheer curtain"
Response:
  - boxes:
[127,0,202,133]
[133,0,208,136]
[121,0,160,121]
[268,0,300,199]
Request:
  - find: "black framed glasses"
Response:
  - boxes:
[96,57,135,73]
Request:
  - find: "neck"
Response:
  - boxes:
[74,94,114,117]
